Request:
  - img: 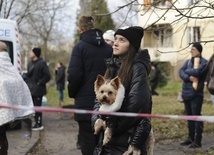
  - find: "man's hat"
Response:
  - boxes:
[32,48,41,58]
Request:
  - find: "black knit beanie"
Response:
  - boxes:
[192,42,203,53]
[114,26,144,51]
[32,48,41,58]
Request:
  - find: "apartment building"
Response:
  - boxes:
[138,0,214,79]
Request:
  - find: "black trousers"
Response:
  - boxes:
[78,121,97,155]
[0,124,8,155]
[32,96,43,126]
[151,82,159,95]
[0,124,7,142]
[184,96,203,145]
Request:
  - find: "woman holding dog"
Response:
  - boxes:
[92,26,153,155]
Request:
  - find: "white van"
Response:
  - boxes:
[0,18,21,74]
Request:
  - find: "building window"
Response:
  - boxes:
[153,24,173,47]
[187,27,200,44]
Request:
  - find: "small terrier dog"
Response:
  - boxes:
[94,74,154,155]
[94,74,125,146]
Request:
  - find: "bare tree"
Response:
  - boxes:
[0,0,15,18]
[105,0,139,28]
[96,0,214,49]
[1,0,75,72]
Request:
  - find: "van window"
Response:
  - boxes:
[0,40,13,64]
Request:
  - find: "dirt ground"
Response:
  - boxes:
[27,112,214,155]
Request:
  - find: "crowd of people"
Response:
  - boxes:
[1,13,214,155]
[65,15,214,154]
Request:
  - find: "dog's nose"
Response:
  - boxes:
[103,96,107,100]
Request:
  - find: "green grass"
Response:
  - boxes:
[157,81,183,95]
[45,81,214,154]
[153,81,214,140]
[152,95,214,142]
[45,84,74,107]
[154,81,214,154]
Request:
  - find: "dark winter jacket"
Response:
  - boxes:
[92,49,152,155]
[179,56,208,101]
[27,58,51,96]
[55,66,65,90]
[67,28,113,122]
[150,67,160,84]
[206,54,214,83]
[205,54,214,94]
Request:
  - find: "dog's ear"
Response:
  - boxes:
[110,76,121,90]
[94,74,106,92]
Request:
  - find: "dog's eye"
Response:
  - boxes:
[101,90,104,93]
[108,91,113,95]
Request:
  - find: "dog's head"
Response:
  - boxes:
[94,74,121,105]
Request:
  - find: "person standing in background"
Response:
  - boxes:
[67,15,112,155]
[179,42,208,148]
[150,63,161,96]
[211,94,214,106]
[55,62,65,107]
[103,29,115,46]
[27,47,51,131]
[205,53,214,105]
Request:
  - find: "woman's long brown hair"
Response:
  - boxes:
[104,45,137,89]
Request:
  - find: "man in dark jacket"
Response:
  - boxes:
[179,42,207,148]
[27,47,51,131]
[67,15,113,155]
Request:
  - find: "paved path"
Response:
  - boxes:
[8,112,214,155]
[7,121,40,155]
[154,138,214,155]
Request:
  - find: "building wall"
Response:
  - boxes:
[139,0,214,61]
[138,0,214,81]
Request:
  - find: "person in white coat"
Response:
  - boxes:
[0,41,34,154]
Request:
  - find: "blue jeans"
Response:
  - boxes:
[57,89,64,101]
[211,95,214,105]
[183,96,203,145]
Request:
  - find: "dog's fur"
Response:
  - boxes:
[94,75,125,145]
[94,75,125,112]
[94,74,154,155]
